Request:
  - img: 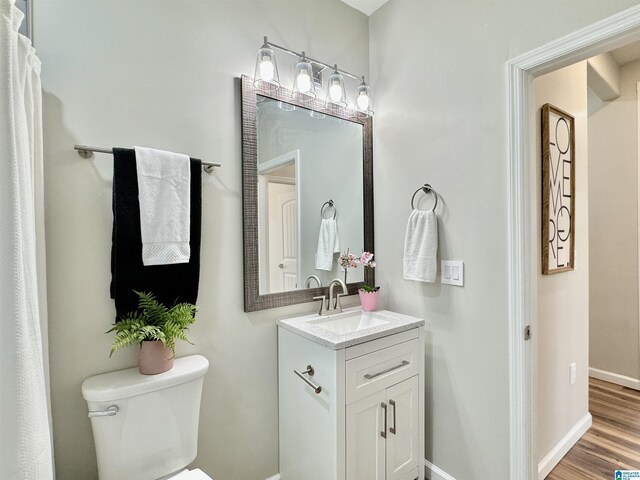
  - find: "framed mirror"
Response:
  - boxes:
[241,75,373,312]
[15,0,31,39]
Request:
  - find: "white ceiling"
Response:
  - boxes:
[610,39,640,66]
[340,0,390,16]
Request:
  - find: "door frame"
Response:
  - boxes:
[507,5,640,478]
[637,82,640,374]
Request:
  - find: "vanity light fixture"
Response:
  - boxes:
[292,52,316,101]
[356,76,373,116]
[253,36,373,115]
[254,36,280,88]
[326,65,347,108]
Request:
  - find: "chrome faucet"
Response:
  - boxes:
[329,279,348,312]
[313,278,348,316]
[305,275,322,289]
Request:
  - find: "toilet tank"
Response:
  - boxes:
[82,355,209,480]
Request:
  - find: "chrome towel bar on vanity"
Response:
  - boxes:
[293,365,322,394]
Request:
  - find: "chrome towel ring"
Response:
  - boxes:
[411,184,438,212]
[321,200,337,219]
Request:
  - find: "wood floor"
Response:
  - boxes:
[546,377,640,479]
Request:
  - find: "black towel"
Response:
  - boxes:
[110,148,201,320]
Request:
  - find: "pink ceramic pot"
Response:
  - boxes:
[359,289,380,312]
[138,341,174,375]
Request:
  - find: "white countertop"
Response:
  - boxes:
[277,306,424,350]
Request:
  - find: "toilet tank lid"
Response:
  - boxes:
[82,355,209,403]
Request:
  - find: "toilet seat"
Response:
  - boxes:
[167,468,213,480]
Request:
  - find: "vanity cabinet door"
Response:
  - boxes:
[346,390,386,480]
[346,376,421,480]
[385,376,421,480]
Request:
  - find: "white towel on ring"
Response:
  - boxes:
[403,209,438,282]
[134,146,191,266]
[315,218,340,271]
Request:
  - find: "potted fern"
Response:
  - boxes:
[107,291,197,375]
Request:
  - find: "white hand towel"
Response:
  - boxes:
[315,218,340,271]
[134,146,191,266]
[403,209,438,282]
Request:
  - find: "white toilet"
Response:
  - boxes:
[81,355,212,480]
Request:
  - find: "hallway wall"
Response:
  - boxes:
[589,58,640,384]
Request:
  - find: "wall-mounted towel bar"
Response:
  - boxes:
[411,184,438,212]
[74,144,222,173]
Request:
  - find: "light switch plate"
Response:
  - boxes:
[441,260,464,286]
[444,265,451,279]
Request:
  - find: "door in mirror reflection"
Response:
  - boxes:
[257,95,364,294]
[268,182,297,292]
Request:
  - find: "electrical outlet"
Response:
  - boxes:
[570,363,576,386]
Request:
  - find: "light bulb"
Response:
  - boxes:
[329,83,343,102]
[254,40,280,87]
[296,71,311,93]
[259,59,274,82]
[357,92,370,111]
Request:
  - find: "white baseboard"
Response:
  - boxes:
[589,367,640,390]
[264,475,280,480]
[537,412,592,480]
[425,459,457,480]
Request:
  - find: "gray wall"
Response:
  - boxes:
[34,0,640,478]
[34,1,368,479]
[368,1,638,478]
[589,59,640,381]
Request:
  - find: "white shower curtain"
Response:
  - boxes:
[0,1,54,479]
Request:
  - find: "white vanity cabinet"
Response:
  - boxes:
[278,309,425,480]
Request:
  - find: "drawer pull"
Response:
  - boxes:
[364,360,410,380]
[294,365,322,394]
[381,402,388,438]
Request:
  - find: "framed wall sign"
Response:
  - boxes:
[541,103,575,275]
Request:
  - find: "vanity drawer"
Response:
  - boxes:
[345,339,420,404]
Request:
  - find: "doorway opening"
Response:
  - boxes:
[508,5,640,479]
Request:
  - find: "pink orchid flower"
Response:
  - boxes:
[357,252,376,268]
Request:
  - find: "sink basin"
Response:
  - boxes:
[309,312,390,335]
[277,307,425,349]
